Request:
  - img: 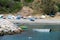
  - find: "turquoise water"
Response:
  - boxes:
[0,25,60,40]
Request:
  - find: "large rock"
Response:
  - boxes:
[0,19,22,35]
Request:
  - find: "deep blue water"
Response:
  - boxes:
[0,25,60,40]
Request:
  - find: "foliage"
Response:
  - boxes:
[40,0,58,16]
[55,2,60,12]
[9,2,22,13]
[0,0,60,15]
[0,0,23,13]
[30,1,42,15]
[14,0,20,2]
[24,0,34,3]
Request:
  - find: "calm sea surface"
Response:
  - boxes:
[0,24,60,40]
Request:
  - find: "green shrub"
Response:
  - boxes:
[0,0,23,13]
[24,0,34,3]
[56,3,60,12]
[41,0,57,16]
[8,2,22,13]
[14,0,20,2]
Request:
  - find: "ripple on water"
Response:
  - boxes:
[0,25,60,40]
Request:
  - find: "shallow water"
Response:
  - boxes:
[0,25,60,40]
[0,31,60,40]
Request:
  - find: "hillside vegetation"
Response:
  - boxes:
[0,0,60,16]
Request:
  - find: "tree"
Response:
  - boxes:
[0,0,23,13]
[41,0,57,16]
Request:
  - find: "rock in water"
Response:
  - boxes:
[0,19,22,35]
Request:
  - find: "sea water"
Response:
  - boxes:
[0,24,60,40]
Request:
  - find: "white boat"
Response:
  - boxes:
[33,29,51,32]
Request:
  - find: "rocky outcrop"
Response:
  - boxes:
[0,19,22,36]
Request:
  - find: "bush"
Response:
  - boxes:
[0,0,23,13]
[56,3,60,12]
[24,0,34,3]
[8,2,22,13]
[14,0,20,2]
[41,0,57,16]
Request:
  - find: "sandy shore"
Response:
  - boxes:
[6,19,60,25]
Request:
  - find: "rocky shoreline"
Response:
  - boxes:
[0,18,60,36]
[0,19,22,36]
[0,28,22,36]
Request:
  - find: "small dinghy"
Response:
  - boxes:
[20,26,28,30]
[33,29,51,32]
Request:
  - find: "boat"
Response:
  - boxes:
[33,29,51,32]
[20,26,28,30]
